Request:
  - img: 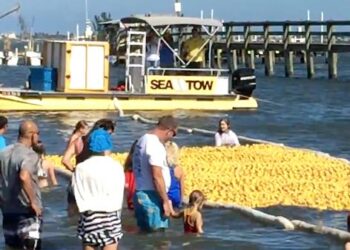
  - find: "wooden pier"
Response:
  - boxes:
[213,20,350,79]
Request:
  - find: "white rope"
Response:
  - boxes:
[55,166,350,241]
[128,113,350,242]
[131,114,283,145]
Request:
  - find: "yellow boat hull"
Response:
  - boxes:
[0,92,258,111]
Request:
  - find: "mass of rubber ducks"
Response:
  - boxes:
[48,144,350,211]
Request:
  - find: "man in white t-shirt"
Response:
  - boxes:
[132,115,178,231]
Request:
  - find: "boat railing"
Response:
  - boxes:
[146,67,229,77]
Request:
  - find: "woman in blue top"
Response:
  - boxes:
[165,141,185,209]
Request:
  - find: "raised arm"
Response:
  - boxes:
[61,141,76,172]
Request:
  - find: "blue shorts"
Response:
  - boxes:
[133,190,169,231]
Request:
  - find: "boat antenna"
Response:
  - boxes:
[174,0,182,17]
[84,0,93,39]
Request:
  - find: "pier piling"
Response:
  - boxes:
[219,20,350,78]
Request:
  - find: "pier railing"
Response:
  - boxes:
[212,20,350,78]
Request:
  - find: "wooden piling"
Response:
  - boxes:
[263,24,274,76]
[306,51,315,78]
[283,24,294,77]
[243,25,251,67]
[284,51,294,77]
[328,52,338,79]
[217,20,350,79]
[305,24,315,78]
[249,50,255,69]
[327,23,337,79]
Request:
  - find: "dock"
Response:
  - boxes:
[212,20,350,79]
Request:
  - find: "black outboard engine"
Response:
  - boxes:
[231,68,256,97]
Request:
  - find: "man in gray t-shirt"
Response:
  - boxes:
[0,120,42,249]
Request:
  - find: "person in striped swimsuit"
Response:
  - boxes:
[72,128,125,250]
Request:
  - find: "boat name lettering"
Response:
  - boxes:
[187,80,214,90]
[150,79,214,91]
[150,80,174,90]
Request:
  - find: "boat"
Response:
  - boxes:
[0,15,257,112]
[25,51,42,66]
[3,50,19,66]
[0,51,4,65]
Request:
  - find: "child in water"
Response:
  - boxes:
[165,141,185,209]
[33,141,59,188]
[172,190,205,233]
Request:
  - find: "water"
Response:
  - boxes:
[1,56,350,249]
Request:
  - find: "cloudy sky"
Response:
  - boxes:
[1,0,349,34]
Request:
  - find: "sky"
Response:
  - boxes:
[0,0,350,34]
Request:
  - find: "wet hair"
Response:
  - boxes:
[124,139,138,170]
[73,120,88,134]
[157,115,178,130]
[188,190,206,210]
[91,119,115,133]
[217,118,231,134]
[165,141,179,167]
[0,116,8,129]
[33,140,46,155]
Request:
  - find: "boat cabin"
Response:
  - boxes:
[102,15,256,97]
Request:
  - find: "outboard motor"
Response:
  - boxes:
[231,68,256,97]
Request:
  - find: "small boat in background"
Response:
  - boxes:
[25,51,42,66]
[4,50,19,66]
[0,51,4,65]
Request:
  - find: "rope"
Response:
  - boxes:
[235,93,285,107]
[55,167,350,241]
[131,114,283,146]
[128,113,350,242]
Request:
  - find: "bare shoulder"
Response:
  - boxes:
[174,165,184,177]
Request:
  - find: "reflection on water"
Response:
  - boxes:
[1,177,344,249]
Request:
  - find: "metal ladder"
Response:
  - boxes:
[125,30,146,92]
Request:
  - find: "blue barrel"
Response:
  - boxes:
[29,67,57,91]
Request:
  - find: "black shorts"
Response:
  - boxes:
[67,181,76,204]
[3,212,42,249]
